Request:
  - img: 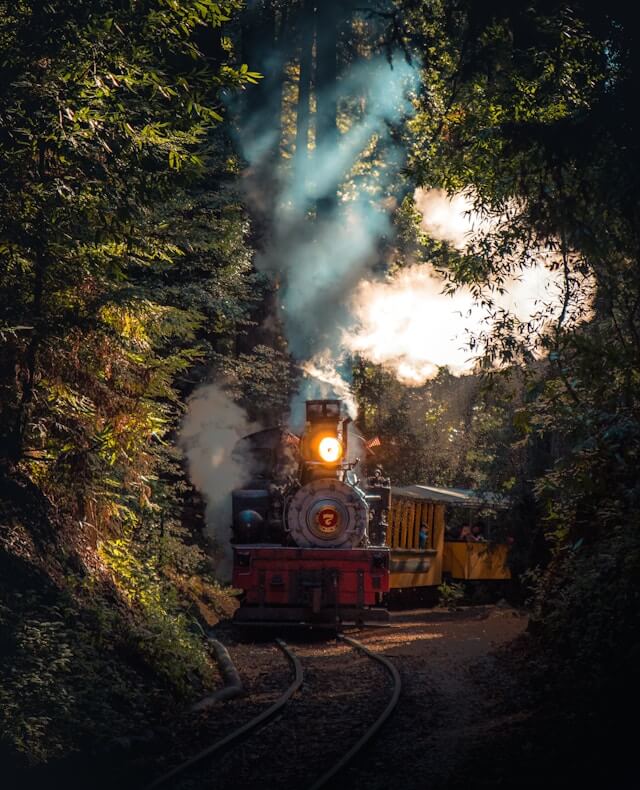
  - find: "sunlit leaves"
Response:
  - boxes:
[0,0,258,538]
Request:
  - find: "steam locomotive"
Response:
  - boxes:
[231,399,390,626]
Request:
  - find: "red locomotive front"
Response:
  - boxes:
[231,399,390,626]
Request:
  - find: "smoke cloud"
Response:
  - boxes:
[180,48,421,579]
[239,53,420,403]
[342,188,591,384]
[178,34,589,578]
[414,188,482,249]
[344,261,563,384]
[179,385,258,581]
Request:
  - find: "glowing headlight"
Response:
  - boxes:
[318,436,342,463]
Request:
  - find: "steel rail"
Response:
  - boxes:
[145,639,303,790]
[307,634,402,790]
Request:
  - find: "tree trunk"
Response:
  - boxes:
[12,140,49,462]
[314,0,340,219]
[294,0,314,197]
[13,247,45,462]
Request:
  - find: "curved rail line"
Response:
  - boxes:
[146,639,303,790]
[307,634,402,790]
[146,634,400,790]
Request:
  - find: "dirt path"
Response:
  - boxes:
[337,605,529,789]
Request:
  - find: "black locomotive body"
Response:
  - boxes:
[231,399,390,626]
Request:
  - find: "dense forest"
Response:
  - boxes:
[1,0,639,787]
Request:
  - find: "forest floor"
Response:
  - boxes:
[150,603,632,790]
[139,604,529,789]
[20,600,634,790]
[140,605,533,789]
[335,605,633,790]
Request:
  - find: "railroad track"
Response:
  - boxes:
[146,635,401,790]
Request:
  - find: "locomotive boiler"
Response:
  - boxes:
[231,399,390,626]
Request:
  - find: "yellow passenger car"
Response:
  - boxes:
[387,485,511,589]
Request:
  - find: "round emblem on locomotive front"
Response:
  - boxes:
[315,506,340,533]
[287,483,367,547]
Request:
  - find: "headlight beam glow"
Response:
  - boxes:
[318,436,342,463]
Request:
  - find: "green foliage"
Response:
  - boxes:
[438,579,465,609]
[353,360,523,493]
[0,514,218,766]
[529,523,640,687]
[397,0,640,689]
[0,0,261,770]
[222,342,298,424]
[0,0,258,535]
[0,613,74,762]
[0,578,216,765]
[98,535,214,693]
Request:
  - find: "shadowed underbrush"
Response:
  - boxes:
[0,470,232,787]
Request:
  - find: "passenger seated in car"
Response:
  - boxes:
[418,523,428,549]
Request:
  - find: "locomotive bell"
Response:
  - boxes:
[286,478,368,548]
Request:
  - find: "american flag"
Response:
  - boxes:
[365,436,381,450]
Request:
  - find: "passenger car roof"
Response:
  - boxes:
[391,484,508,509]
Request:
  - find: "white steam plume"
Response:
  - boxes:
[287,351,359,431]
[414,189,485,249]
[342,188,592,384]
[344,262,562,384]
[179,385,258,582]
[301,353,358,418]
